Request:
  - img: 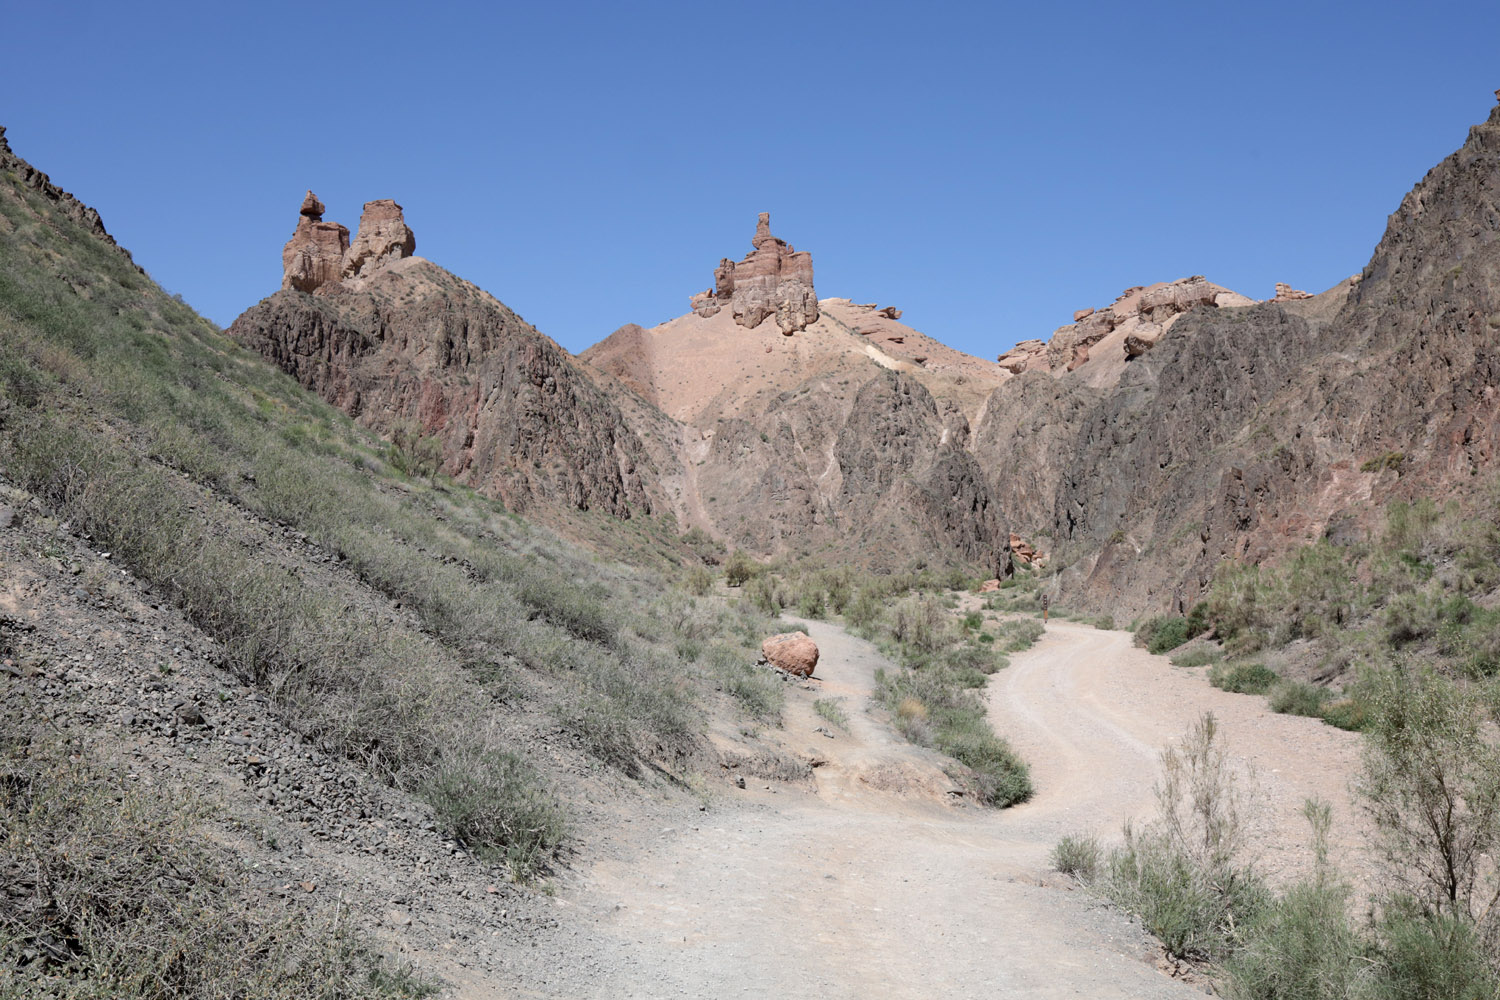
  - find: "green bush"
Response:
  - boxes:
[1136,615,1199,655]
[1171,647,1222,668]
[1052,833,1102,881]
[1269,680,1328,718]
[1371,906,1498,1000]
[1209,662,1279,695]
[724,549,757,587]
[421,748,566,877]
[1224,799,1362,1000]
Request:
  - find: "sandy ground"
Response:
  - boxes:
[538,617,1371,999]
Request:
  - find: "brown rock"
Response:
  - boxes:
[1273,282,1312,301]
[700,213,819,334]
[689,289,721,318]
[762,631,819,676]
[1137,276,1218,323]
[299,190,325,220]
[343,199,416,279]
[281,195,349,294]
[1073,307,1095,322]
[878,306,903,320]
[978,578,1001,593]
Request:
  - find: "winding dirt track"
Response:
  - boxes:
[558,619,1368,999]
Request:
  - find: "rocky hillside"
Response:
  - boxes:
[225,92,1500,608]
[230,195,666,520]
[975,95,1500,616]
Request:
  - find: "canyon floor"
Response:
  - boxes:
[436,616,1369,999]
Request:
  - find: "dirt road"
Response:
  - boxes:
[550,619,1367,998]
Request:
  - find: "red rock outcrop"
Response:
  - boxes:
[1273,282,1312,301]
[692,213,819,334]
[282,191,350,293]
[232,259,662,519]
[281,193,416,295]
[762,631,818,676]
[343,199,416,279]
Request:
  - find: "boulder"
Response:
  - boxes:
[978,578,1001,593]
[1273,282,1312,301]
[1073,307,1095,322]
[878,306,903,320]
[762,631,819,676]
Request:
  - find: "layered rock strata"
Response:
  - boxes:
[690,213,818,334]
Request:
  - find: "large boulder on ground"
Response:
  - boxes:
[762,631,819,676]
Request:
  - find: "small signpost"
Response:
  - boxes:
[1041,593,1050,624]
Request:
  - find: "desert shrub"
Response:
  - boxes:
[1370,905,1498,1000]
[875,665,1031,807]
[1092,615,1116,631]
[889,594,954,653]
[1209,662,1279,695]
[1136,615,1198,655]
[1224,799,1362,1000]
[813,697,849,731]
[995,617,1045,653]
[962,611,983,632]
[795,584,826,618]
[1,740,432,998]
[421,748,565,877]
[1269,680,1329,718]
[684,563,713,596]
[1052,833,1102,881]
[724,549,758,587]
[1171,647,1222,668]
[843,588,882,630]
[1359,667,1500,930]
[745,574,786,615]
[1100,714,1267,962]
[707,643,783,722]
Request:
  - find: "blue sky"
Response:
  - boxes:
[5,1,1498,358]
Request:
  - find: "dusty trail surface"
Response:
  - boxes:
[534,618,1368,999]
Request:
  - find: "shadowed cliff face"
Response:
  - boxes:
[692,369,1005,568]
[968,100,1500,615]
[229,258,661,519]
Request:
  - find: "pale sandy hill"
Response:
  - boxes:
[578,297,1007,427]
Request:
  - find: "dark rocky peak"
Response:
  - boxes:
[689,212,819,334]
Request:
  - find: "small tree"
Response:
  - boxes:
[1359,666,1500,931]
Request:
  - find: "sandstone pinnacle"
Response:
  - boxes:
[690,213,819,334]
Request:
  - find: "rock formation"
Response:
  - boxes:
[233,257,661,519]
[1273,282,1312,301]
[281,193,416,295]
[998,277,1257,377]
[282,191,350,293]
[343,199,416,279]
[690,213,818,334]
[761,632,818,676]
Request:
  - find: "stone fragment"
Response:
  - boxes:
[878,306,902,320]
[1073,307,1095,322]
[761,631,819,677]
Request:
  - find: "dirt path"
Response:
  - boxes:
[531,617,1369,998]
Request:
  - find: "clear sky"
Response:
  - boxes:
[5,1,1498,359]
